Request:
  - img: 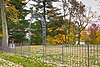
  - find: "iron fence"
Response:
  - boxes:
[9,43,100,67]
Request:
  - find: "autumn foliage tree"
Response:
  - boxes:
[86,24,100,44]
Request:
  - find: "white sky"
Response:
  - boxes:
[25,0,100,12]
[25,0,100,24]
[78,0,100,11]
[78,0,100,24]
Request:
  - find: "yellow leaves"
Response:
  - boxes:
[47,26,77,44]
[47,35,64,44]
[5,0,9,4]
[47,34,68,44]
[81,31,90,42]
[69,32,76,43]
[0,34,2,38]
[47,36,55,44]
[5,5,19,23]
[81,30,100,44]
[96,31,100,36]
[96,31,100,44]
[56,25,64,31]
[54,34,65,43]
[56,27,63,30]
[48,28,52,32]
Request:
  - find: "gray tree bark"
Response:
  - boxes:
[77,31,81,45]
[0,0,9,51]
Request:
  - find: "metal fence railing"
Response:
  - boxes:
[44,44,100,67]
[9,43,100,67]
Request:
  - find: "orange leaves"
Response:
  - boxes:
[56,25,65,31]
[47,36,55,44]
[47,34,65,44]
[54,34,65,44]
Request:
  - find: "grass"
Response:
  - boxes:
[0,53,56,67]
[0,45,100,67]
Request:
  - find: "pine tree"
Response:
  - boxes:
[29,0,60,44]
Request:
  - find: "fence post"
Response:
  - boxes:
[28,41,30,56]
[97,44,98,65]
[20,42,22,55]
[61,43,64,65]
[87,43,90,67]
[14,43,16,54]
[43,45,45,62]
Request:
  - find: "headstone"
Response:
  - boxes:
[9,43,15,49]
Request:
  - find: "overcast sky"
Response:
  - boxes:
[78,0,100,24]
[25,0,100,24]
[25,0,100,11]
[54,0,100,24]
[78,0,99,11]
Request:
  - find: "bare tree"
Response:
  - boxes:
[62,0,75,44]
[74,2,91,45]
[62,0,68,44]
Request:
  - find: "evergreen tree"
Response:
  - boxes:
[6,0,30,42]
[28,0,60,44]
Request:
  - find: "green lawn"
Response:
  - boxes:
[0,52,56,67]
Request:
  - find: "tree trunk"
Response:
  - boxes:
[77,31,81,45]
[0,0,9,51]
[68,12,72,44]
[62,0,67,44]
